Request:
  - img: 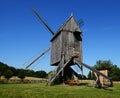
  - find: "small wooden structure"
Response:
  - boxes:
[94,70,109,87]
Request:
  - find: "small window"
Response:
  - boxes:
[73,31,82,41]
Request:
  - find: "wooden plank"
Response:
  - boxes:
[47,57,72,86]
[50,33,61,65]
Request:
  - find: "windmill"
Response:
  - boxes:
[25,8,113,87]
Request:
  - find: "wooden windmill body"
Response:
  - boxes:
[51,16,82,66]
[48,16,83,85]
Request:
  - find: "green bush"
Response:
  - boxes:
[52,75,63,85]
[0,80,5,84]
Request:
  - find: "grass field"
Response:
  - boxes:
[0,81,120,98]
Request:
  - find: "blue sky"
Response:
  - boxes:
[0,0,120,75]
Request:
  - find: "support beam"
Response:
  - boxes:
[47,57,72,86]
[32,8,54,35]
[25,47,50,69]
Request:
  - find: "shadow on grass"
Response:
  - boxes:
[78,82,113,91]
[103,88,113,91]
[77,83,89,86]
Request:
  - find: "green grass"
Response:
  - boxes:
[0,82,120,98]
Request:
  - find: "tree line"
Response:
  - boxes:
[0,60,120,83]
[0,62,47,82]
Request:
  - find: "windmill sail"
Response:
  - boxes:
[25,47,50,69]
[32,8,54,35]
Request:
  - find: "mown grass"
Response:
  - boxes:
[0,82,120,98]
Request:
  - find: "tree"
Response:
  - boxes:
[92,60,120,81]
[109,65,120,81]
[0,62,9,76]
[0,71,2,80]
[4,69,13,81]
[0,61,49,82]
[77,74,87,80]
[8,66,17,76]
[25,69,35,77]
[94,60,112,70]
[35,70,47,78]
[18,69,26,82]
[0,62,13,81]
[87,71,94,80]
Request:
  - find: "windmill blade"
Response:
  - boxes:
[77,19,84,27]
[32,8,54,35]
[25,47,50,69]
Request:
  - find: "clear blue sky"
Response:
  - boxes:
[0,0,120,75]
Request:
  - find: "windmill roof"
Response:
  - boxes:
[51,15,82,41]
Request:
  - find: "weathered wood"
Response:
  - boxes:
[94,70,109,87]
[47,57,72,86]
[50,16,82,66]
[51,33,61,65]
[49,16,83,85]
